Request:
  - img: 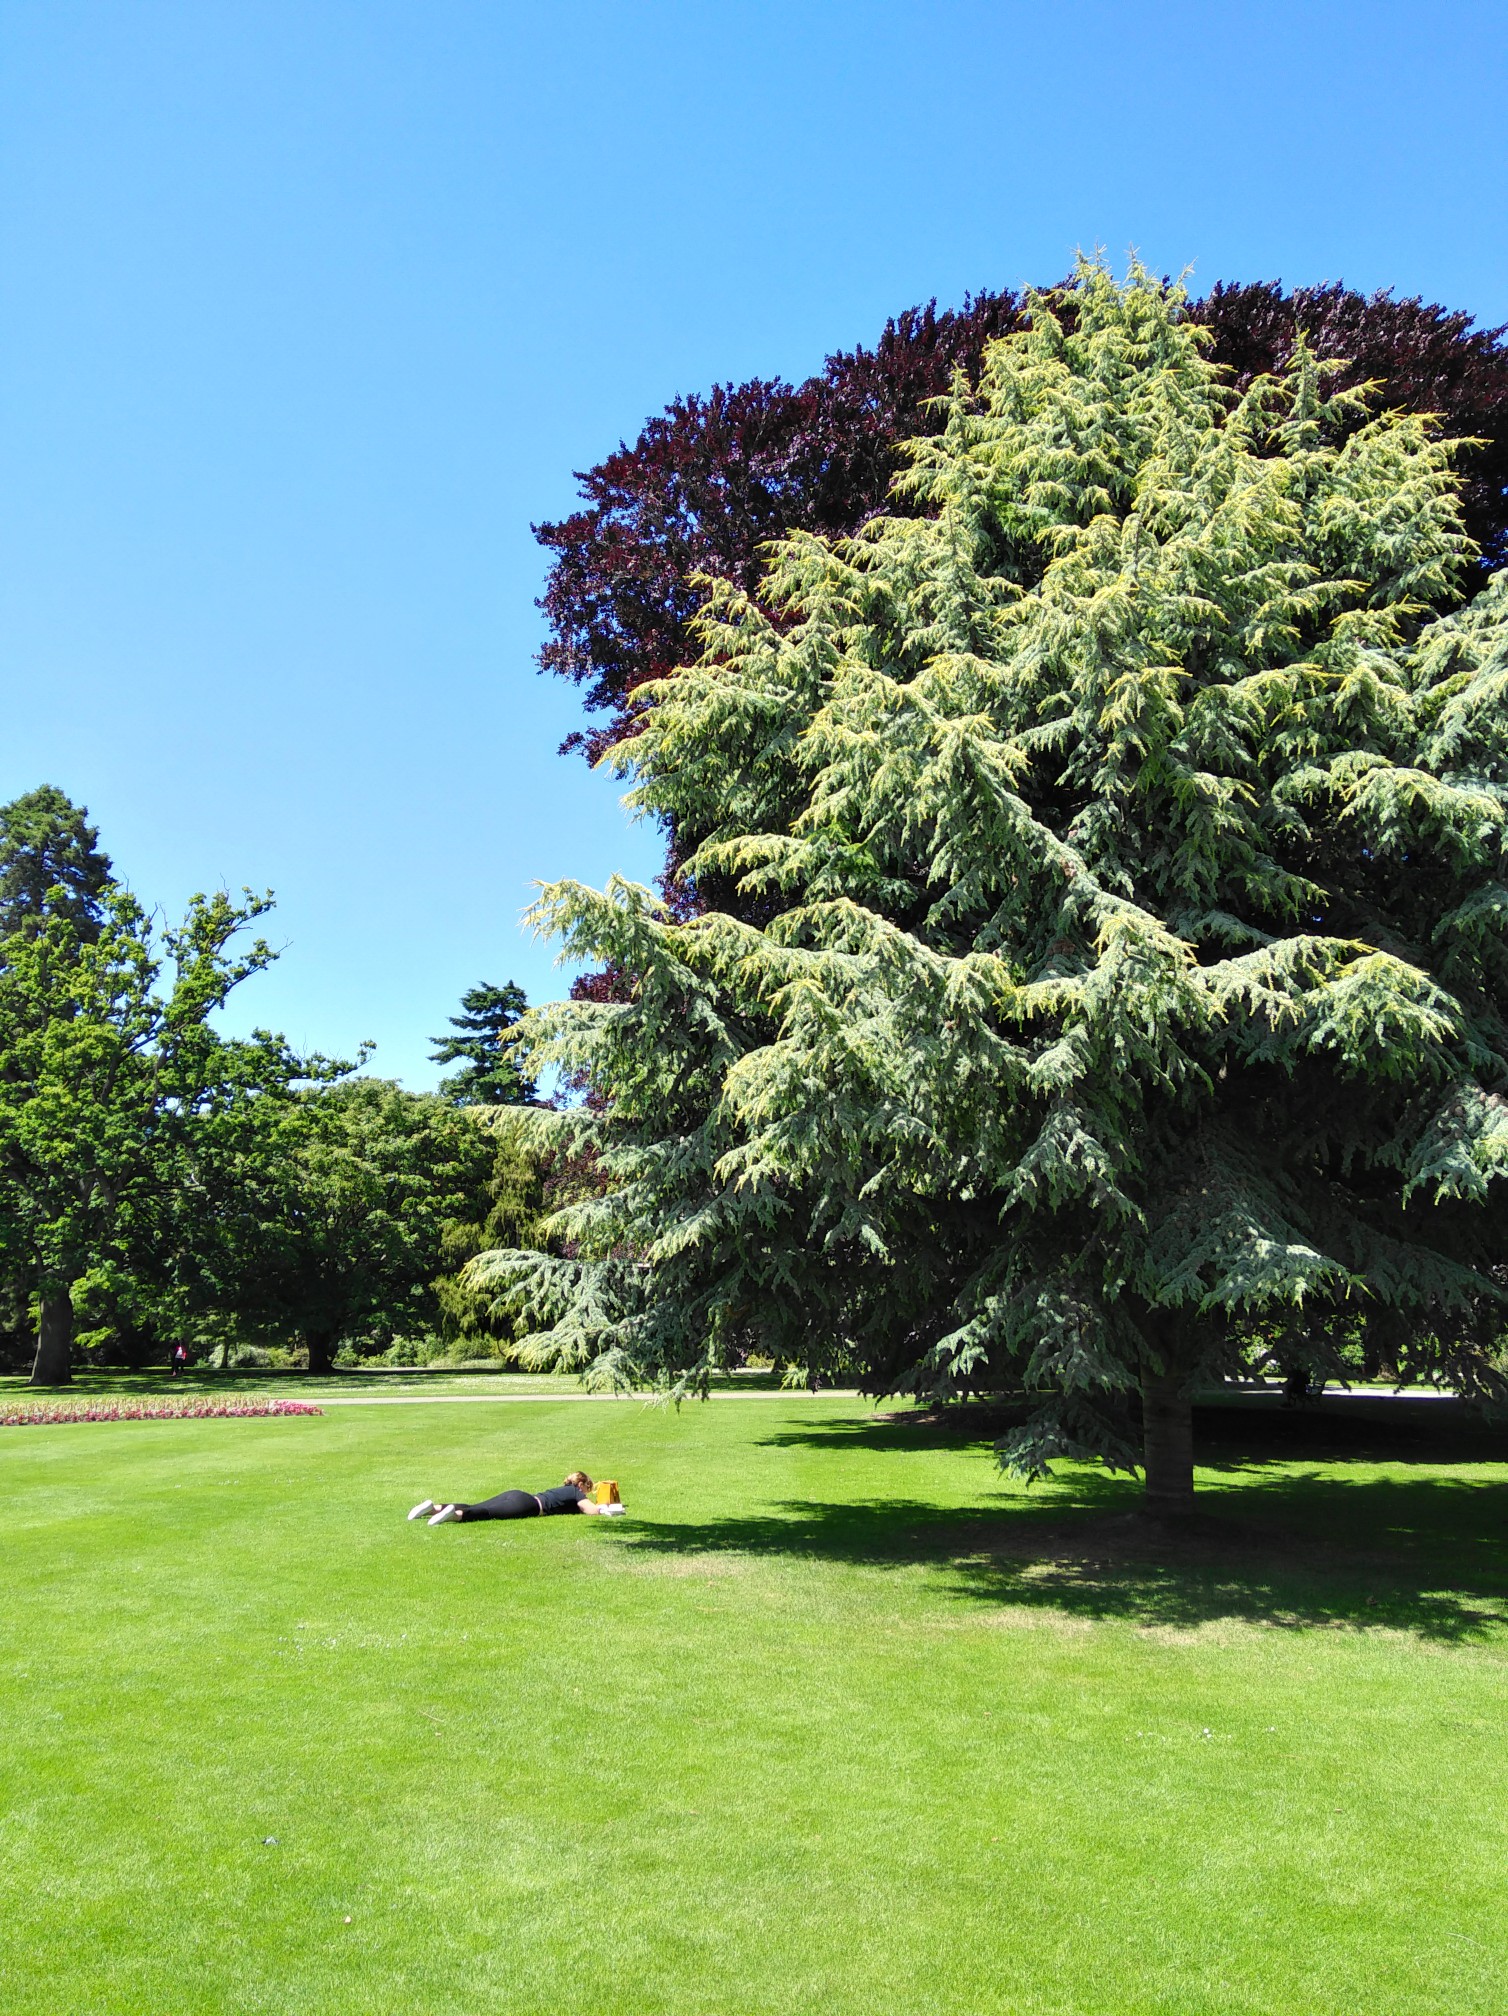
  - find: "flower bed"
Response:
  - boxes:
[2,1397,324,1427]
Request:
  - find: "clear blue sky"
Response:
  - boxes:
[3,0,1505,1085]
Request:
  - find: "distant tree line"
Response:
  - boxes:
[0,787,548,1384]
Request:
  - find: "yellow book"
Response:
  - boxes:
[595,1479,621,1505]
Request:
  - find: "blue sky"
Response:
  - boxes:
[3,0,1505,1085]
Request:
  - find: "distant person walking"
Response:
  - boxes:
[170,1344,188,1378]
[408,1471,624,1525]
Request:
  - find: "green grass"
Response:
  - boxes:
[4,1393,1508,2014]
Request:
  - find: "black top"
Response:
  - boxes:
[535,1484,588,1516]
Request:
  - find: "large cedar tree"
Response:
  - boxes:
[486,265,1508,1511]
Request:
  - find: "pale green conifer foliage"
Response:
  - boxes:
[473,260,1508,1508]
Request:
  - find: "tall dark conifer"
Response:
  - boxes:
[0,786,113,940]
[429,981,536,1106]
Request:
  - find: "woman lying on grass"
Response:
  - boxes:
[408,1471,625,1525]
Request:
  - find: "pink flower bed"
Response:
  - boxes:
[1,1397,324,1426]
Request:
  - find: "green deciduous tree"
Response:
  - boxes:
[195,1078,495,1372]
[433,1110,552,1348]
[0,875,281,1385]
[474,262,1508,1512]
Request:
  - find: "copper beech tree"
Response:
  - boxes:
[480,265,1508,1512]
[536,275,1508,763]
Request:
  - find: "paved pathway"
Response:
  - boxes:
[315,1384,1463,1410]
[1206,1384,1460,1403]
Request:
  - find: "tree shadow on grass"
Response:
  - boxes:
[761,1393,1508,1465]
[621,1441,1508,1645]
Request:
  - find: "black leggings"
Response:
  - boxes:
[454,1490,540,1521]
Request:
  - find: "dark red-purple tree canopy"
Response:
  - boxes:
[536,278,1508,762]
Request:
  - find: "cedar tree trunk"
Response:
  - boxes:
[29,1287,75,1387]
[1140,1359,1194,1516]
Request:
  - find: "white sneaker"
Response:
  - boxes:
[428,1505,461,1525]
[407,1500,436,1521]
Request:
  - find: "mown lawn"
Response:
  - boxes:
[3,1391,1507,2014]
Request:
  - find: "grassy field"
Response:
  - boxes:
[3,1389,1507,2014]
